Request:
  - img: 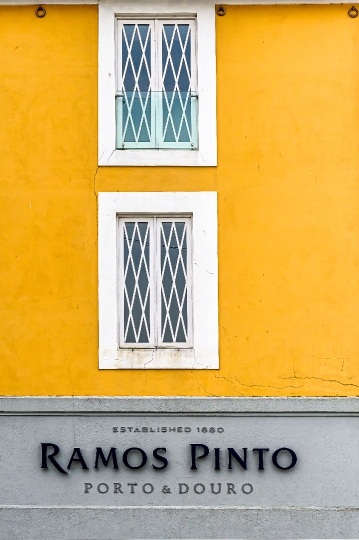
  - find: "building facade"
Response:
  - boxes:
[1,0,359,537]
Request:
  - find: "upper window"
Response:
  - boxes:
[98,1,217,167]
[116,19,198,150]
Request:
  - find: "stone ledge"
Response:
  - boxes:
[1,396,359,414]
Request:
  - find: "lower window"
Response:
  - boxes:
[119,216,192,347]
[98,192,218,369]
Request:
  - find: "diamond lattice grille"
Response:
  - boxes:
[162,24,192,143]
[122,24,152,143]
[160,221,188,343]
[123,221,151,343]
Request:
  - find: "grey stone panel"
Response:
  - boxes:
[1,507,359,539]
[1,397,359,539]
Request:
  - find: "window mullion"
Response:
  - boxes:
[158,20,164,149]
[157,217,163,347]
[149,20,156,149]
[154,19,160,149]
[155,20,160,92]
[148,217,155,346]
[154,217,160,347]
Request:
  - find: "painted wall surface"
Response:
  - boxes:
[1,4,359,396]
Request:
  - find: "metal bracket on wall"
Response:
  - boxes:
[216,5,226,16]
[348,6,358,18]
[35,5,46,18]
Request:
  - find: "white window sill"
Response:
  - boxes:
[100,348,217,369]
[99,149,216,167]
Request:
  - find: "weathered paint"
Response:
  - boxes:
[0,4,359,396]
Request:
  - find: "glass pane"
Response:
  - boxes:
[123,91,152,143]
[123,222,150,343]
[160,221,188,343]
[122,24,152,143]
[161,23,192,144]
[162,24,191,91]
[162,91,191,143]
[122,24,151,91]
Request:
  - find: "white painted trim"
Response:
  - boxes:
[98,192,218,369]
[98,0,217,166]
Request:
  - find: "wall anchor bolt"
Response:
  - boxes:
[217,5,226,16]
[35,5,46,17]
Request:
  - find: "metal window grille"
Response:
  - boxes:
[118,216,192,348]
[116,19,198,150]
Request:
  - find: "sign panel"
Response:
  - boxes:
[0,412,358,507]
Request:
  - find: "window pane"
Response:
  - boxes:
[160,221,188,343]
[162,24,191,91]
[122,91,152,143]
[123,222,151,343]
[162,24,192,143]
[122,24,152,143]
[162,91,192,143]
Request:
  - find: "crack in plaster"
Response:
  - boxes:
[191,372,217,397]
[144,350,155,368]
[119,359,132,369]
[106,149,116,166]
[282,375,359,389]
[64,351,75,397]
[194,261,214,275]
[98,148,106,164]
[212,374,301,393]
[190,372,304,398]
[213,375,246,396]
[93,165,99,201]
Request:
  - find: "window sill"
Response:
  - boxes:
[99,347,218,369]
[98,149,216,167]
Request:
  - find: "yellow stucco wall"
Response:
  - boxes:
[1,4,359,396]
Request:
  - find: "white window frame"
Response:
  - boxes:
[99,192,218,369]
[118,216,193,348]
[98,0,217,166]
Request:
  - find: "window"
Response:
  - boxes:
[98,192,218,369]
[119,217,192,346]
[98,0,217,166]
[116,19,198,150]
